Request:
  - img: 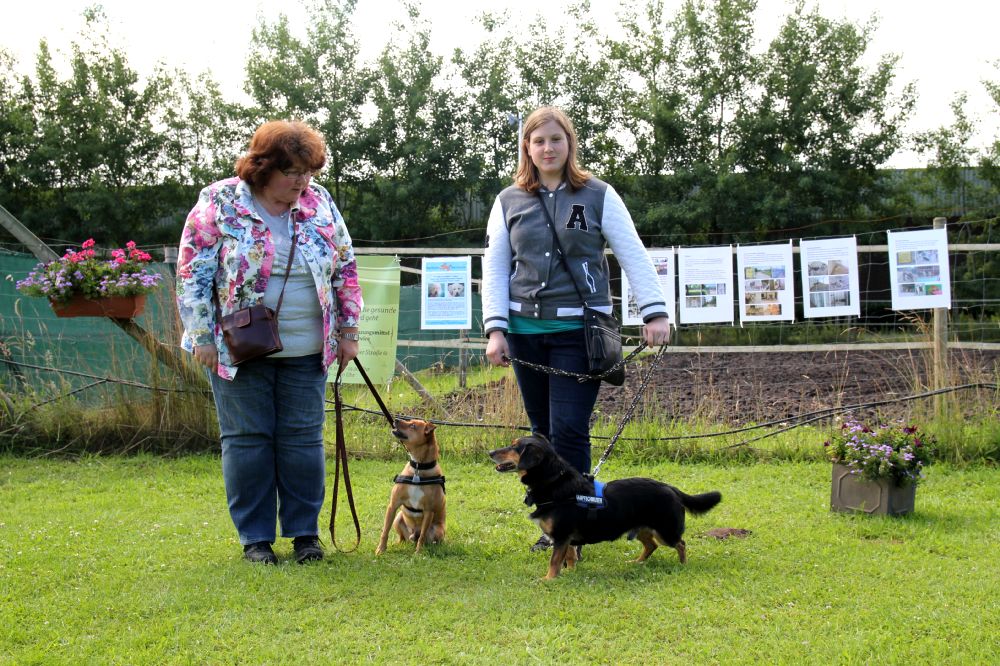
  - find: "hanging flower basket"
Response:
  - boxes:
[50,294,147,319]
[16,239,162,320]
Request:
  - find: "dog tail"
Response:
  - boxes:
[678,490,722,515]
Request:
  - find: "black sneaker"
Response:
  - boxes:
[292,535,324,564]
[243,541,278,565]
[530,534,553,552]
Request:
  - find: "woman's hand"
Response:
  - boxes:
[193,344,218,370]
[337,333,360,367]
[485,330,510,367]
[642,316,671,347]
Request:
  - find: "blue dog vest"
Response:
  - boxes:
[575,480,606,509]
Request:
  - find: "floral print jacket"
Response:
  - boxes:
[176,177,362,380]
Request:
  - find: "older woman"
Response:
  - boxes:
[177,120,362,564]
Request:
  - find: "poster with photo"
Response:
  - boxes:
[800,237,861,318]
[736,242,795,323]
[420,256,472,329]
[622,248,676,326]
[887,228,951,310]
[677,246,734,324]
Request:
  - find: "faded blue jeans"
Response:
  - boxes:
[209,353,327,545]
[507,328,601,475]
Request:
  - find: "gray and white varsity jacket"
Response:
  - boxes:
[482,178,668,335]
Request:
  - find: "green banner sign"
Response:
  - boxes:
[333,255,400,384]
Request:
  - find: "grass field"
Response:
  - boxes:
[2,454,998,664]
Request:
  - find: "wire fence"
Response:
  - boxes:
[1,217,998,438]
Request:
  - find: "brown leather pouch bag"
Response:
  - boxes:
[220,303,283,365]
[216,223,297,367]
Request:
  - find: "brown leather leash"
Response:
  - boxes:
[328,357,395,552]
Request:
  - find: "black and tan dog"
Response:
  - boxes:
[489,434,721,579]
[375,418,446,555]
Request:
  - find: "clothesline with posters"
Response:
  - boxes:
[620,227,952,327]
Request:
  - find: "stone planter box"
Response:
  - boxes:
[830,463,916,516]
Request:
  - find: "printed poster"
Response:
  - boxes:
[336,255,401,385]
[736,242,795,323]
[677,246,734,324]
[421,256,473,329]
[800,237,861,318]
[887,228,951,310]
[622,248,676,326]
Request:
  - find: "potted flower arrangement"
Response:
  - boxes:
[825,419,934,516]
[15,239,163,319]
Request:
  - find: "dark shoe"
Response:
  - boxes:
[530,534,553,552]
[293,535,324,564]
[243,541,278,565]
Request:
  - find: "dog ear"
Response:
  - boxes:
[517,443,543,471]
[423,421,437,436]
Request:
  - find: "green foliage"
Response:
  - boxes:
[0,0,997,246]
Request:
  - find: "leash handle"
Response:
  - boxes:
[329,361,361,552]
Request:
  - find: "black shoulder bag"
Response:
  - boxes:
[536,193,626,386]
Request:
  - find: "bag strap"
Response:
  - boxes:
[213,221,297,319]
[535,191,590,307]
[329,360,361,552]
[271,223,297,317]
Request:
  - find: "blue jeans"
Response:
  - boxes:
[209,353,327,545]
[507,329,601,474]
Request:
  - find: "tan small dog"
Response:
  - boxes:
[375,418,447,555]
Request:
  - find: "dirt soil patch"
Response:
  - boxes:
[596,349,1000,425]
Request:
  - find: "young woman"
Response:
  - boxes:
[482,107,671,548]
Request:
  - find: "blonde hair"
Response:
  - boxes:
[514,106,591,192]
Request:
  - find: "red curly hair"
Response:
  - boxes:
[235,120,327,187]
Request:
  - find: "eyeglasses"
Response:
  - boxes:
[279,168,315,180]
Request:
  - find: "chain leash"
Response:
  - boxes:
[503,341,668,479]
[591,344,668,478]
[504,340,648,383]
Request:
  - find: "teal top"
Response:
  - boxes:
[508,314,583,335]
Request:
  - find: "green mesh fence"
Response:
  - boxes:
[1,252,482,406]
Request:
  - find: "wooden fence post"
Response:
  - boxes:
[932,216,949,419]
[458,329,468,389]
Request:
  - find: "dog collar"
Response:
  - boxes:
[409,459,437,471]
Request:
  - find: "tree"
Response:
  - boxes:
[353,3,474,242]
[747,2,915,226]
[980,62,1000,190]
[8,7,186,244]
[245,0,371,208]
[452,12,522,191]
[0,50,37,193]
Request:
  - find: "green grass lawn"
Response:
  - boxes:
[1,454,998,664]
